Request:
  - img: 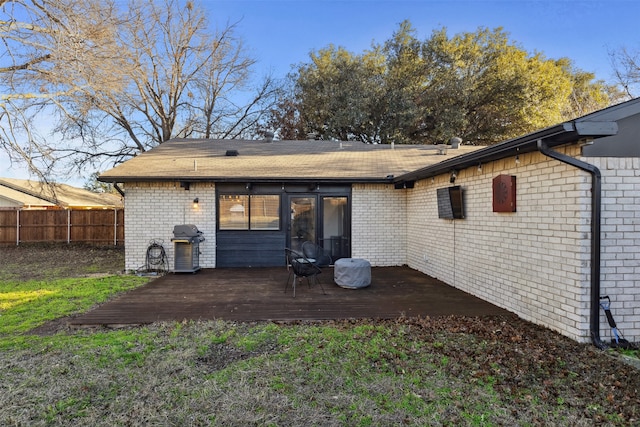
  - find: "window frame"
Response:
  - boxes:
[217,192,281,231]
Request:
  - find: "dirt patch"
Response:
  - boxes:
[0,242,125,281]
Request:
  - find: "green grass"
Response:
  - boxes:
[1,272,639,426]
[0,275,147,337]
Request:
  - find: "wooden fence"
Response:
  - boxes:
[0,209,124,246]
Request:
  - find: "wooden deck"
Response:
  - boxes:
[70,266,514,326]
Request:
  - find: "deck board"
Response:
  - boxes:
[70,266,513,326]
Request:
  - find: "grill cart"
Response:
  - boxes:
[171,224,205,273]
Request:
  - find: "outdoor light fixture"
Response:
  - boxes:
[193,198,199,208]
[477,163,482,172]
[515,155,520,165]
[449,170,457,184]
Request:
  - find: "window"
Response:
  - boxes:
[219,195,248,229]
[219,194,280,230]
[250,195,280,230]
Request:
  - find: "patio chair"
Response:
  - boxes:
[284,248,325,297]
[301,241,333,267]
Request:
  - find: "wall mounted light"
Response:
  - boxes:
[477,163,482,172]
[515,155,520,165]
[192,197,199,208]
[449,170,457,184]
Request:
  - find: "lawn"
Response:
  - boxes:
[1,244,639,426]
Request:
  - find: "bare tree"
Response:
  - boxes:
[1,0,123,180]
[610,46,640,99]
[0,0,279,180]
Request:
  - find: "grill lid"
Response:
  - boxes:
[173,224,202,238]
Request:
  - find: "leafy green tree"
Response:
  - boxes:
[419,27,575,144]
[294,45,386,142]
[380,20,427,144]
[557,58,626,119]
[83,171,118,194]
[269,22,620,146]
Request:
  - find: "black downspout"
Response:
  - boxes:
[113,183,125,197]
[536,139,606,348]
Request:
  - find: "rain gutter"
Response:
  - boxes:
[536,138,607,349]
[395,119,617,348]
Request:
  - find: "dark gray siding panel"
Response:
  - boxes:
[582,113,640,157]
[216,232,286,267]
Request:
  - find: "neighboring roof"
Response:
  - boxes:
[0,178,123,208]
[397,98,640,183]
[99,139,482,183]
[0,184,55,208]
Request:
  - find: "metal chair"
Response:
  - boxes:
[284,248,325,297]
[301,240,332,267]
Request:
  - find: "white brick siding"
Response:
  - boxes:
[121,149,640,344]
[589,157,640,344]
[123,182,216,271]
[351,183,406,266]
[406,147,595,343]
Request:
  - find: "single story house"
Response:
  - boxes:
[99,97,640,346]
[0,178,123,210]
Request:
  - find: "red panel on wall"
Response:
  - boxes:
[492,175,516,212]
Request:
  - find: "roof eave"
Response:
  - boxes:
[395,121,618,183]
[98,176,394,184]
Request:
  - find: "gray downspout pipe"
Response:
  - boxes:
[536,139,606,348]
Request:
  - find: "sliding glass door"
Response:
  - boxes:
[288,195,350,261]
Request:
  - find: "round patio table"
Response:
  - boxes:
[334,258,371,289]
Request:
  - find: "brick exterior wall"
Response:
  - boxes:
[589,157,640,345]
[399,147,640,343]
[351,183,407,266]
[121,149,640,344]
[123,182,216,271]
[406,147,596,343]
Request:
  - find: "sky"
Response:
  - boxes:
[3,0,639,185]
[205,0,638,82]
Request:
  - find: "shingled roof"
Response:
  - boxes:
[0,178,123,209]
[99,139,482,183]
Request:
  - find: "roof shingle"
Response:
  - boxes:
[99,139,482,182]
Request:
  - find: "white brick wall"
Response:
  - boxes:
[351,183,407,266]
[406,148,596,343]
[120,151,640,344]
[589,157,640,344]
[123,182,216,271]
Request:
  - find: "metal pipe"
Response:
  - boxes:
[113,183,125,197]
[536,139,605,349]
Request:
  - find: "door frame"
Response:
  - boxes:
[286,191,351,260]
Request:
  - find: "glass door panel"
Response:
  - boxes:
[322,196,349,261]
[290,196,316,252]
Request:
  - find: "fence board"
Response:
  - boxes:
[0,209,124,245]
[0,210,17,244]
